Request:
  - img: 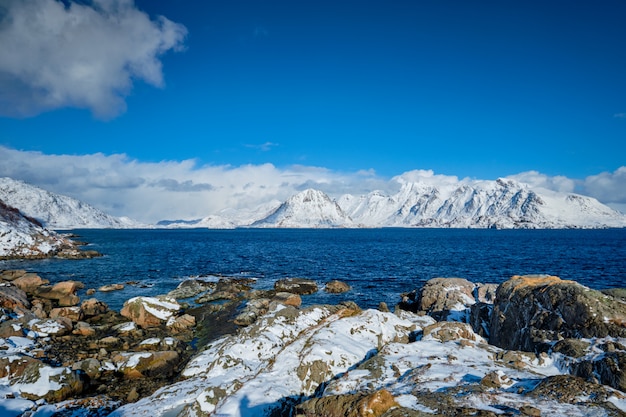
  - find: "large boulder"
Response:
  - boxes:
[35,280,83,307]
[12,272,49,294]
[120,296,181,328]
[489,275,626,352]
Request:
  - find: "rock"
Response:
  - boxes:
[476,283,498,303]
[72,321,96,337]
[0,320,24,338]
[489,275,626,352]
[0,355,42,379]
[80,298,109,317]
[71,358,102,380]
[98,283,125,292]
[529,374,615,404]
[29,317,73,336]
[422,322,479,343]
[167,313,196,333]
[0,269,28,281]
[114,351,180,379]
[12,273,49,293]
[272,291,302,307]
[120,296,181,328]
[572,351,626,392]
[49,306,83,321]
[295,389,396,417]
[274,278,318,295]
[10,360,87,402]
[0,282,30,309]
[469,302,492,338]
[324,280,351,294]
[418,277,476,312]
[35,281,83,307]
[234,298,271,326]
[378,302,390,312]
[167,279,216,299]
[86,288,96,295]
[30,298,48,318]
[551,338,591,358]
[480,370,511,388]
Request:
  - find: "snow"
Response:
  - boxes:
[126,296,180,320]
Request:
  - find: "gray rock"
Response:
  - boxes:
[489,275,626,352]
[275,278,318,295]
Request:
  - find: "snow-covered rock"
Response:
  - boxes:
[0,177,139,229]
[0,199,78,259]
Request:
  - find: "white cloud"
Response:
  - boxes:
[582,167,626,213]
[506,171,576,193]
[0,146,390,223]
[1,146,624,222]
[0,0,187,119]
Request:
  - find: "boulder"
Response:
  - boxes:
[120,296,181,328]
[0,283,30,310]
[274,278,318,295]
[72,321,96,337]
[49,306,83,321]
[422,322,479,343]
[167,279,216,299]
[12,273,49,293]
[0,269,28,281]
[29,317,73,336]
[529,374,615,404]
[71,358,102,380]
[324,280,351,294]
[80,298,109,317]
[571,351,626,392]
[113,351,180,379]
[295,389,396,417]
[417,277,476,313]
[273,292,302,307]
[489,275,626,352]
[167,313,196,333]
[35,281,83,307]
[12,362,87,402]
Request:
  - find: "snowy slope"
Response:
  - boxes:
[0,200,73,258]
[251,189,354,228]
[0,177,138,229]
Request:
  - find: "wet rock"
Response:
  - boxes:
[490,275,626,352]
[167,279,216,299]
[295,389,396,417]
[0,282,30,309]
[120,296,181,328]
[98,283,125,292]
[274,278,318,295]
[324,280,351,294]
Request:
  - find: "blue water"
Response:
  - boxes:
[1,228,625,311]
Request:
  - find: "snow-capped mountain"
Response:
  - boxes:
[157,215,237,229]
[252,179,626,229]
[0,177,138,229]
[251,189,354,228]
[0,199,75,258]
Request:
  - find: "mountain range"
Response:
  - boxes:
[0,177,139,229]
[1,176,626,233]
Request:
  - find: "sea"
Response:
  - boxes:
[1,228,625,311]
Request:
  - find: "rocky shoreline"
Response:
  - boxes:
[1,271,626,416]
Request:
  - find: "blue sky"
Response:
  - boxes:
[0,0,625,221]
